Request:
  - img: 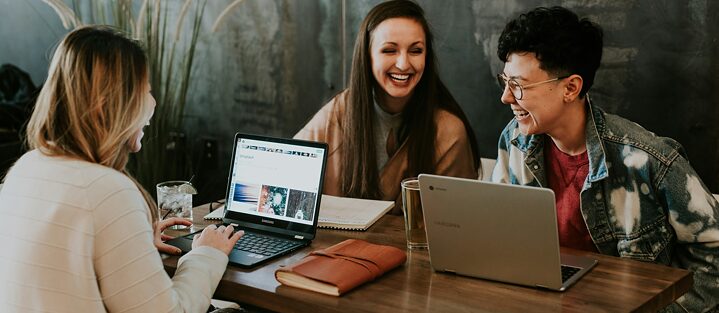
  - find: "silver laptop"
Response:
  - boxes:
[418,174,597,291]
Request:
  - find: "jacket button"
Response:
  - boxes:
[533,165,539,169]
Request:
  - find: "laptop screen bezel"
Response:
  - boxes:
[222,132,328,240]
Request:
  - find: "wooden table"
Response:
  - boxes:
[162,203,693,313]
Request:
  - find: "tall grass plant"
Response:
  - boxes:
[42,0,244,195]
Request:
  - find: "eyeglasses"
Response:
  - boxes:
[496,73,569,100]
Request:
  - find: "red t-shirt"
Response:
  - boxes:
[544,139,597,252]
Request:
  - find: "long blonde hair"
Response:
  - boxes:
[27,25,158,223]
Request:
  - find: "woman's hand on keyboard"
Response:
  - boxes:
[193,224,244,255]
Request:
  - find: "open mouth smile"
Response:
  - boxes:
[513,108,530,121]
[389,73,411,82]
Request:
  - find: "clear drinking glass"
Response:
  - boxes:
[156,180,194,229]
[401,177,428,249]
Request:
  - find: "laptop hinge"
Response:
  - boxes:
[294,235,304,240]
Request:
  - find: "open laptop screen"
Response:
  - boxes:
[223,133,327,236]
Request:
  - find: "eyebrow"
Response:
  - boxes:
[380,41,425,46]
[503,73,526,81]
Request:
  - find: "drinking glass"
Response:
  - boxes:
[401,177,428,249]
[156,180,194,229]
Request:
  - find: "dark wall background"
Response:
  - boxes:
[2,0,719,203]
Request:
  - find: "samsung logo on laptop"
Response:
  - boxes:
[261,219,275,224]
[428,185,447,191]
[434,221,460,228]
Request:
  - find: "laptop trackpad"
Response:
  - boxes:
[230,249,268,266]
[166,233,196,253]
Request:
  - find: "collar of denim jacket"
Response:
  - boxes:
[583,95,610,183]
[509,94,609,184]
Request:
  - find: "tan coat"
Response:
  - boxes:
[295,92,478,214]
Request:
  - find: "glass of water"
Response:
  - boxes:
[156,181,195,229]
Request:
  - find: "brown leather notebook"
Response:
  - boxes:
[275,239,406,296]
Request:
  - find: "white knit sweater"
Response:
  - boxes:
[0,150,228,312]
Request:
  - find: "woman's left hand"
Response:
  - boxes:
[154,217,192,255]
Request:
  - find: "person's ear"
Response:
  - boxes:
[563,74,583,102]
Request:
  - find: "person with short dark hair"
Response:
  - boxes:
[492,7,718,312]
[295,0,479,213]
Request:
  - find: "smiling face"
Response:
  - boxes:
[127,81,156,153]
[500,52,568,136]
[370,17,426,113]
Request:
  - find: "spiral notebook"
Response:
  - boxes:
[317,195,394,231]
[206,196,394,230]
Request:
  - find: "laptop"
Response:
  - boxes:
[167,133,328,268]
[418,174,597,291]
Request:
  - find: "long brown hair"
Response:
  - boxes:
[27,25,158,223]
[341,0,479,198]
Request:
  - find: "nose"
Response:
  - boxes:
[500,84,516,105]
[395,52,408,71]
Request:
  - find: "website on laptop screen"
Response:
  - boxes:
[226,138,325,226]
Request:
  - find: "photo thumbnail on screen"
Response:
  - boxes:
[258,185,288,216]
[285,190,317,221]
[232,182,260,211]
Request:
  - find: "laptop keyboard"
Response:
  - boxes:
[233,232,302,256]
[561,265,581,283]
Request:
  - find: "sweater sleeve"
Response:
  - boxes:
[92,175,228,313]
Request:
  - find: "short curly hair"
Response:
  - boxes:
[497,6,603,97]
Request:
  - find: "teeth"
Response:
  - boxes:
[389,73,410,81]
[513,109,529,117]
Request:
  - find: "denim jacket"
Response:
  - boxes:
[491,100,719,313]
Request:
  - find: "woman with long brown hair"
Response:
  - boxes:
[0,26,243,312]
[296,0,479,212]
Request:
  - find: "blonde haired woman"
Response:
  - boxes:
[0,26,243,312]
